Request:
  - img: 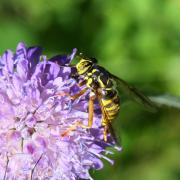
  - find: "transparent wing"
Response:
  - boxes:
[109,119,122,146]
[110,73,157,112]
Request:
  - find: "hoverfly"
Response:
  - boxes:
[59,54,157,142]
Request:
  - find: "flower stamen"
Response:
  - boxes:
[30,153,44,180]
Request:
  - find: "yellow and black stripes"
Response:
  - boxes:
[75,57,121,141]
[101,90,120,121]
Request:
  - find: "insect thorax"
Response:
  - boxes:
[83,65,110,89]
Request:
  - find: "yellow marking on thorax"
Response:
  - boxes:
[87,78,93,87]
[98,76,106,88]
[87,72,92,76]
[104,87,113,91]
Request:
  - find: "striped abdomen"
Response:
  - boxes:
[101,89,120,123]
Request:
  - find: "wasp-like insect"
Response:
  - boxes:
[61,54,157,142]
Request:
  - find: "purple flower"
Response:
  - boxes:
[0,43,121,179]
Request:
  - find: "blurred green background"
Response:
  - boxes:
[0,0,180,179]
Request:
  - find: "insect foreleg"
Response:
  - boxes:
[61,92,96,137]
[56,87,88,100]
[78,80,86,87]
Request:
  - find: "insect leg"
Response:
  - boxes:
[70,87,89,100]
[96,93,110,142]
[73,92,95,128]
[78,80,86,87]
[61,92,96,137]
[103,124,108,142]
[101,108,109,142]
[61,121,82,137]
[56,87,88,100]
[87,92,95,127]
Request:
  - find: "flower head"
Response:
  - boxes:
[0,43,121,179]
